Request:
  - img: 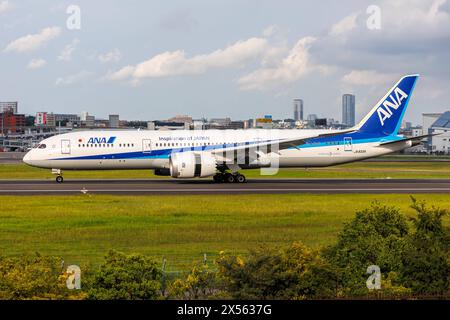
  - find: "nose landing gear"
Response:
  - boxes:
[52,169,64,183]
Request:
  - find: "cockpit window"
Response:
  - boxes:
[38,144,47,149]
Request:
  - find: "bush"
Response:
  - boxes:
[399,198,449,294]
[217,242,338,299]
[0,253,85,300]
[167,262,228,299]
[324,201,410,296]
[87,250,162,300]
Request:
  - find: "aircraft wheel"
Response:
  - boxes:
[235,174,246,183]
[225,173,235,183]
[56,176,64,183]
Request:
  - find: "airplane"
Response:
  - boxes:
[23,74,431,183]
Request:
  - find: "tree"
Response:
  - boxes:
[399,198,449,295]
[0,253,85,300]
[217,242,338,299]
[167,262,228,299]
[324,201,410,296]
[87,250,162,300]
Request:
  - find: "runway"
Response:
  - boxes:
[0,179,450,195]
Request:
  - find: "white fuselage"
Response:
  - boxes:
[23,129,410,171]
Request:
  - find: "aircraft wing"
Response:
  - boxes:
[211,128,357,156]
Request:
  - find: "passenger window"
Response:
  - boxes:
[38,144,46,149]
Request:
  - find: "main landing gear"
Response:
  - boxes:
[52,169,64,183]
[213,172,247,183]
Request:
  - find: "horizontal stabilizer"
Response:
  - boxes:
[378,133,440,146]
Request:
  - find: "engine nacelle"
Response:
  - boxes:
[169,152,217,178]
[154,168,171,176]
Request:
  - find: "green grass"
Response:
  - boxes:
[0,194,448,271]
[1,161,450,180]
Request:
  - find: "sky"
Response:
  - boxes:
[1,0,450,125]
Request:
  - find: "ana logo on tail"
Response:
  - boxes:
[377,87,408,126]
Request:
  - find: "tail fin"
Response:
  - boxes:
[355,74,419,136]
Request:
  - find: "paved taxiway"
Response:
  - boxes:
[0,179,449,195]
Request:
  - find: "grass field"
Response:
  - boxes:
[1,161,450,179]
[0,194,448,271]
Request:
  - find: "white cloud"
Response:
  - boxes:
[58,38,79,61]
[107,66,135,81]
[237,37,323,91]
[99,49,122,63]
[55,71,94,87]
[4,27,61,53]
[108,37,268,82]
[0,1,12,14]
[27,58,46,70]
[262,25,278,37]
[342,70,395,86]
[329,12,359,36]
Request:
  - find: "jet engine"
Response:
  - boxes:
[169,152,217,178]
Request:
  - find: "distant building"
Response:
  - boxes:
[411,127,423,137]
[428,111,450,154]
[0,111,25,134]
[315,118,327,127]
[209,118,231,127]
[85,115,95,128]
[80,111,89,121]
[255,117,273,129]
[147,121,156,130]
[35,112,80,127]
[342,94,356,126]
[293,99,303,121]
[422,113,442,136]
[168,115,193,124]
[0,102,18,114]
[109,114,120,128]
[35,112,48,126]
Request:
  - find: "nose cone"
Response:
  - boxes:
[23,150,34,166]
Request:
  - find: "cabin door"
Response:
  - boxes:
[142,139,152,153]
[344,137,352,151]
[61,139,71,154]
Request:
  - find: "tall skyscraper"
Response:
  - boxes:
[342,94,355,126]
[109,114,120,128]
[293,99,303,121]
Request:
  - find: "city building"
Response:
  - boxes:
[422,113,442,136]
[84,115,95,128]
[148,121,188,130]
[35,112,48,126]
[255,115,273,129]
[209,118,232,127]
[411,127,423,137]
[35,112,80,127]
[0,111,26,135]
[428,111,450,154]
[342,94,356,126]
[168,115,193,124]
[293,99,303,121]
[109,114,120,128]
[0,102,18,114]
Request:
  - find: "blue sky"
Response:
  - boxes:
[1,0,450,124]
